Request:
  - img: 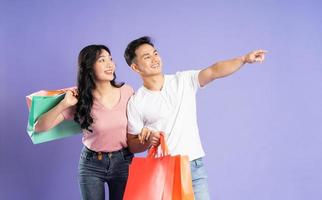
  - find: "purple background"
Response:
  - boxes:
[1,0,322,199]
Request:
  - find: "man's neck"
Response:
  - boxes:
[142,74,164,91]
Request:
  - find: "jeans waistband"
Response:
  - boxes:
[83,146,131,159]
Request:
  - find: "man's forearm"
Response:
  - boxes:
[198,56,246,87]
[210,56,246,78]
[127,135,150,153]
[199,49,267,87]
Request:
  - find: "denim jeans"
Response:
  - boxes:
[190,158,210,200]
[78,146,134,200]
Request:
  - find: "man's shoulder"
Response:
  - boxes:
[129,87,145,104]
[165,70,200,84]
[174,70,200,77]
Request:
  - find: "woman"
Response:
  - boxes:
[35,44,136,200]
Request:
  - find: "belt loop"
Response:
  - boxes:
[120,149,124,158]
[108,152,112,158]
[194,159,198,166]
[98,152,103,160]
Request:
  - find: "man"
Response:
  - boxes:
[124,36,267,199]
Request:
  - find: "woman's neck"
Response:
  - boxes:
[93,81,114,98]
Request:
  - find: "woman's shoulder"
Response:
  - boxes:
[121,83,135,96]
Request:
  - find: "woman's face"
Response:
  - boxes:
[93,49,115,82]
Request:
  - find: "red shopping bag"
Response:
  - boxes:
[123,134,194,200]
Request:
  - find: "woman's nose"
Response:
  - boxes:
[106,62,114,68]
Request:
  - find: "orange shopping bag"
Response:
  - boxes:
[123,134,194,200]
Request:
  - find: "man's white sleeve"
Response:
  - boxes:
[127,97,143,135]
[179,70,203,93]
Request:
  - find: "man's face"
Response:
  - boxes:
[131,44,162,77]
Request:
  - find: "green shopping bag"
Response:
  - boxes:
[26,89,82,144]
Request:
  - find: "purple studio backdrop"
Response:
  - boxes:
[1,0,322,199]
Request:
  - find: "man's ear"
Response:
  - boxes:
[131,63,141,73]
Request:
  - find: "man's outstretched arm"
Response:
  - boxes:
[198,50,267,87]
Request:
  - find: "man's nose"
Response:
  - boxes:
[152,56,158,63]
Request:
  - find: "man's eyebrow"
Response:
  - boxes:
[141,53,150,58]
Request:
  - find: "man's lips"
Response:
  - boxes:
[151,64,160,68]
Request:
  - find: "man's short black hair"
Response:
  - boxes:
[124,36,154,66]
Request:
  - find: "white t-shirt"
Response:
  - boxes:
[127,70,205,161]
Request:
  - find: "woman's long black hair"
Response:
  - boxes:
[74,45,124,132]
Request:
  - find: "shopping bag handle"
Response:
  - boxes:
[27,87,77,97]
[41,87,77,96]
[147,133,169,158]
[26,87,77,109]
[43,90,66,96]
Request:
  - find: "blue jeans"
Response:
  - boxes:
[190,158,210,200]
[78,146,134,200]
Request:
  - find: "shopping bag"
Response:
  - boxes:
[123,134,194,200]
[26,88,81,144]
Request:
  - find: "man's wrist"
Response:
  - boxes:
[239,55,247,64]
